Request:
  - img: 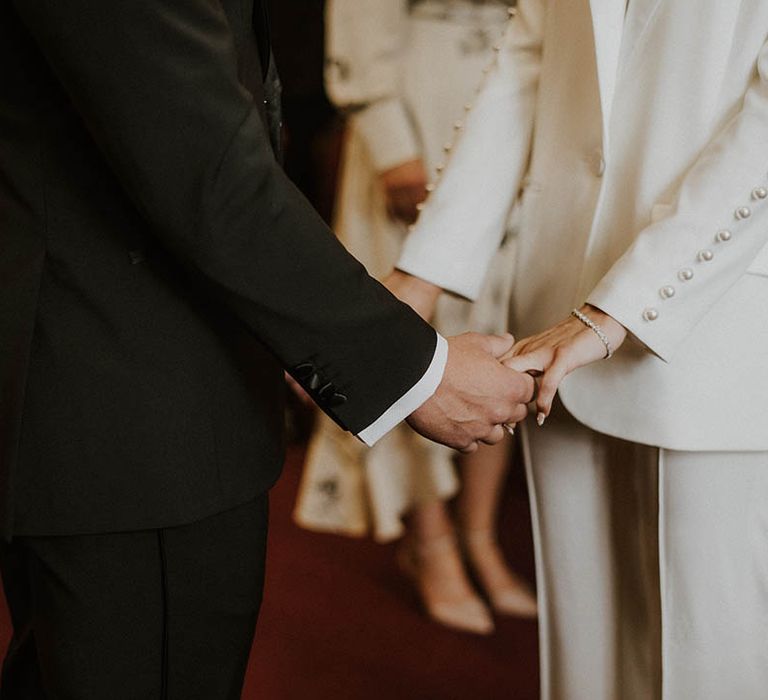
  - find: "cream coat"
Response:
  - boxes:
[399,0,768,451]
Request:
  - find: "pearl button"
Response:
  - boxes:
[508,7,517,16]
[643,308,659,322]
[678,268,694,281]
[425,184,435,193]
[416,202,425,212]
[464,103,473,112]
[735,206,752,220]
[660,285,676,299]
[443,143,453,153]
[435,163,445,173]
[453,121,464,131]
[716,229,732,242]
[493,45,502,53]
[697,250,714,262]
[752,187,767,200]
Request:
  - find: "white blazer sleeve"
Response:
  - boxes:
[396,0,545,300]
[589,38,768,362]
[325,0,420,171]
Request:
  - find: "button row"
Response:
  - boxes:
[408,7,518,233]
[643,178,767,322]
[293,362,348,408]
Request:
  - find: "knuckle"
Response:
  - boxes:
[485,427,498,441]
[522,376,536,399]
[512,405,529,422]
[481,423,497,441]
[505,373,525,394]
[461,434,477,450]
[491,404,508,424]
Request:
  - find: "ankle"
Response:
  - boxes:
[460,528,499,550]
[408,531,459,557]
[460,530,514,582]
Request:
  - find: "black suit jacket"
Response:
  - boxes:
[0,0,437,537]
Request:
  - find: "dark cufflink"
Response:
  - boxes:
[293,363,315,380]
[318,382,336,401]
[328,393,348,407]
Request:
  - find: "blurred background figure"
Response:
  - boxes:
[295,0,536,636]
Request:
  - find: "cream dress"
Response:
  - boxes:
[295,0,517,542]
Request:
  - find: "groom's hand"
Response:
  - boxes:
[407,333,535,453]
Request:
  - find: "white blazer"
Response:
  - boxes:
[398,0,768,451]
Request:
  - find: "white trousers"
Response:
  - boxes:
[522,405,768,700]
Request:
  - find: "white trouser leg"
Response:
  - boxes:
[522,405,661,700]
[659,449,768,700]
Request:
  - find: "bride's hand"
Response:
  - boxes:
[501,305,627,424]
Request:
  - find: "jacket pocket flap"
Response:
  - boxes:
[747,241,768,277]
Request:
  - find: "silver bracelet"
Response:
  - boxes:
[570,308,613,359]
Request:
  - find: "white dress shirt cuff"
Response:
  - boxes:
[357,333,448,446]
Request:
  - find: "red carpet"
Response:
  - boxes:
[243,446,539,699]
[0,446,539,698]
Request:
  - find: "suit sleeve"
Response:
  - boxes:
[588,37,768,362]
[13,0,439,436]
[396,0,545,299]
[325,0,419,171]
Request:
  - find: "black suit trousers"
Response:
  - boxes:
[0,495,269,699]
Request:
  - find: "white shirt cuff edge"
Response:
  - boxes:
[357,333,448,446]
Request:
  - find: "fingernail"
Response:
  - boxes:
[537,412,546,427]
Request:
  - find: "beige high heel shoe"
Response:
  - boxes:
[397,534,495,635]
[462,530,538,619]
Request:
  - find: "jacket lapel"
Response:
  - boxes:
[619,0,665,75]
[587,0,625,140]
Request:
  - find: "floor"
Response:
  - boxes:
[243,445,540,699]
[0,445,540,699]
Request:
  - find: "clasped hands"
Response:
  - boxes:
[500,304,627,425]
[388,271,628,452]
